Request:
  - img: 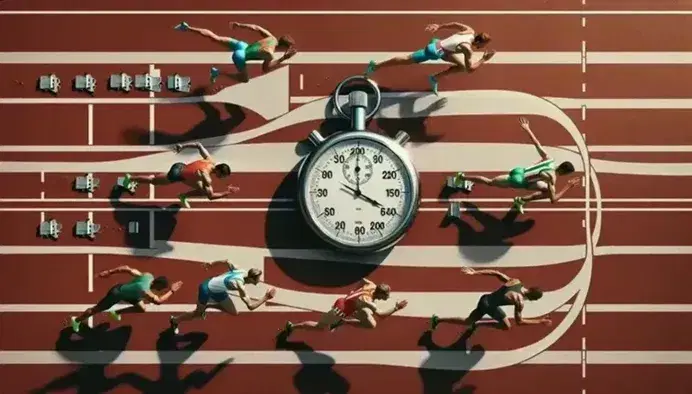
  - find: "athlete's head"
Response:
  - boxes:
[152,276,170,291]
[213,163,232,178]
[373,283,391,301]
[473,32,491,48]
[556,161,575,176]
[277,35,296,50]
[246,268,263,285]
[525,287,544,301]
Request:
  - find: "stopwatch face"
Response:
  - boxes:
[300,136,417,250]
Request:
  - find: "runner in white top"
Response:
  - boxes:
[169,259,275,334]
[365,22,495,95]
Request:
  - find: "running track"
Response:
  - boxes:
[1,1,692,393]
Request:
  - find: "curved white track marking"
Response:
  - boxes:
[0,244,583,269]
[4,351,689,367]
[590,160,692,176]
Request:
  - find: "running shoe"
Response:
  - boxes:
[512,197,526,214]
[70,317,81,333]
[452,172,465,187]
[364,61,376,76]
[169,316,180,335]
[429,314,440,331]
[174,22,190,31]
[428,75,439,96]
[107,310,122,322]
[210,66,220,83]
[329,319,344,332]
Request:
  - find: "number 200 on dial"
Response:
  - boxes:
[299,135,419,251]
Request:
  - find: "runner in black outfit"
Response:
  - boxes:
[429,267,552,333]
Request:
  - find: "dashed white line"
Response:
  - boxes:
[40,192,45,200]
[87,104,94,145]
[581,337,587,378]
[40,172,45,183]
[87,254,94,293]
[581,105,587,121]
[149,184,155,200]
[39,211,45,222]
[581,17,586,27]
[581,219,586,228]
[148,64,158,145]
[581,41,587,73]
[581,82,587,93]
[299,73,304,90]
[582,305,587,325]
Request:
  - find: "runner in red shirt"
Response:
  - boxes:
[120,142,239,207]
[282,278,408,335]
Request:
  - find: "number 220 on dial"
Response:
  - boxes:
[303,138,415,248]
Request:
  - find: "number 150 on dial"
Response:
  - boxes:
[298,132,420,253]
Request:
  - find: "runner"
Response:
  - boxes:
[120,142,239,208]
[282,278,407,335]
[430,267,551,333]
[450,117,582,214]
[67,265,182,333]
[364,22,495,95]
[169,259,275,334]
[174,21,297,83]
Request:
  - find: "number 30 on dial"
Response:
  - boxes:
[298,131,421,253]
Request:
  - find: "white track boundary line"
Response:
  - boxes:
[3,10,692,15]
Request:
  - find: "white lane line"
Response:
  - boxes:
[3,207,692,212]
[581,337,587,378]
[87,104,94,145]
[148,65,158,145]
[1,350,691,366]
[581,41,587,73]
[299,73,304,90]
[581,82,586,93]
[87,254,94,293]
[1,303,690,314]
[3,10,692,15]
[581,17,586,27]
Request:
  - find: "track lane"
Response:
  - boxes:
[598,212,692,246]
[0,15,580,52]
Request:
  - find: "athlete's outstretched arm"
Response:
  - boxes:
[518,117,549,160]
[427,22,473,33]
[231,22,274,38]
[361,299,407,318]
[174,142,211,160]
[461,267,511,283]
[237,285,273,311]
[97,265,142,278]
[204,259,235,271]
[520,176,581,204]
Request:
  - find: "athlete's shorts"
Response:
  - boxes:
[411,38,444,63]
[166,162,186,182]
[508,167,530,189]
[197,279,230,305]
[94,284,140,312]
[469,294,507,322]
[229,39,250,72]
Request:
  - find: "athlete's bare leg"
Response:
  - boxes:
[127,174,172,185]
[462,174,512,188]
[172,303,207,324]
[341,309,377,329]
[183,24,235,47]
[366,54,416,75]
[289,310,341,332]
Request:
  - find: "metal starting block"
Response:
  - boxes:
[74,74,97,94]
[109,73,133,92]
[75,218,101,239]
[447,202,462,218]
[134,73,162,92]
[166,73,192,93]
[39,219,63,240]
[38,74,61,94]
[446,176,474,192]
[116,176,138,194]
[75,173,100,193]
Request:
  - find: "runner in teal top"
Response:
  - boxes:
[67,265,183,333]
[449,117,582,214]
[174,21,297,83]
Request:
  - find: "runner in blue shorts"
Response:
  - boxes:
[364,22,494,95]
[169,259,276,334]
[451,117,582,214]
[174,21,297,83]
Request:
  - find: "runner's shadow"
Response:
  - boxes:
[439,202,535,263]
[264,163,390,287]
[30,323,133,393]
[109,187,181,255]
[418,330,484,394]
[276,331,351,394]
[122,87,248,151]
[118,328,232,393]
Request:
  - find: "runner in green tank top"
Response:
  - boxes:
[66,265,183,333]
[450,117,582,214]
[429,267,551,336]
[174,20,297,83]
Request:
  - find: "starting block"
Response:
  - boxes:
[166,73,192,93]
[109,73,133,92]
[75,219,101,239]
[116,176,138,194]
[75,173,100,193]
[447,202,462,218]
[134,73,162,93]
[39,219,63,240]
[74,74,97,94]
[446,176,474,192]
[38,74,61,94]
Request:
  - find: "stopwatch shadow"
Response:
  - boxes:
[439,202,535,263]
[121,87,250,149]
[109,187,181,255]
[264,163,392,287]
[418,329,483,394]
[116,328,233,393]
[30,323,133,393]
[276,330,351,394]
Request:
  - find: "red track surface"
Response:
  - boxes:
[1,2,692,394]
